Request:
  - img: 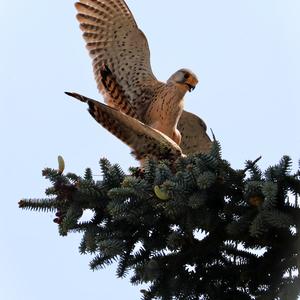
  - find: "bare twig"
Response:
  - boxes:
[243,156,262,173]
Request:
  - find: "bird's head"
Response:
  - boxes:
[167,69,199,92]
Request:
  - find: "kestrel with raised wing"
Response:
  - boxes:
[67,0,212,160]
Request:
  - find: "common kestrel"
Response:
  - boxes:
[67,0,212,160]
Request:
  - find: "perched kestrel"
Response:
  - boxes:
[67,0,212,160]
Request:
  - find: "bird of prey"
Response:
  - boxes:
[67,0,212,160]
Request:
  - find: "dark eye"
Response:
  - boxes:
[184,73,189,79]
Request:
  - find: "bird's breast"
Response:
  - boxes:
[162,96,184,126]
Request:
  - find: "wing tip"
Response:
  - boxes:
[74,2,83,11]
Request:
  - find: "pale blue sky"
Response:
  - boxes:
[1,1,299,299]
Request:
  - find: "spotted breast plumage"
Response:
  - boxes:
[67,0,212,161]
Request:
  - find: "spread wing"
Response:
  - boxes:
[178,110,212,155]
[75,0,164,119]
[65,92,183,161]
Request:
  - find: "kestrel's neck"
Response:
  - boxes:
[167,82,189,98]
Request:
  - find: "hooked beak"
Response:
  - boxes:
[186,83,195,92]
